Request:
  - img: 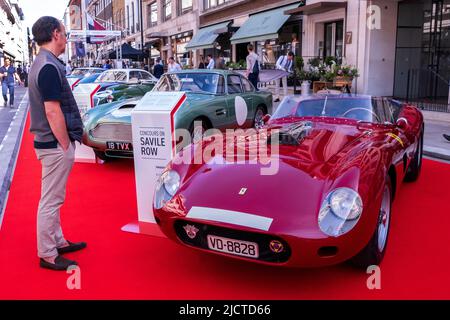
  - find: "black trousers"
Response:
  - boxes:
[248,73,259,90]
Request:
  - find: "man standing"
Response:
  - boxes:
[29,16,86,271]
[103,59,112,69]
[0,58,23,107]
[167,57,182,72]
[245,44,260,90]
[153,58,164,78]
[274,51,294,102]
[206,55,215,69]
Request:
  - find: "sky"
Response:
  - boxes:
[20,0,69,32]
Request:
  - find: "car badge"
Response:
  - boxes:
[269,240,284,253]
[239,188,247,195]
[183,224,199,239]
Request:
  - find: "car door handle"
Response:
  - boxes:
[216,109,227,116]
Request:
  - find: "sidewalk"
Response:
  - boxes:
[0,86,29,220]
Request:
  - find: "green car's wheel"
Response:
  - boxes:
[253,106,267,129]
[94,150,108,161]
[189,119,209,143]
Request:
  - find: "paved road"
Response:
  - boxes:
[423,119,450,159]
[0,85,28,143]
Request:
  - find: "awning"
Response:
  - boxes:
[185,21,231,51]
[285,1,346,15]
[230,3,300,45]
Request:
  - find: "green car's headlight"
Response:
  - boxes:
[154,170,180,209]
[318,187,363,237]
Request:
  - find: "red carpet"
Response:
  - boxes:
[1,116,450,299]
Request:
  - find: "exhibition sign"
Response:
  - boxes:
[122,91,186,235]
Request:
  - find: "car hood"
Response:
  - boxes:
[169,119,374,237]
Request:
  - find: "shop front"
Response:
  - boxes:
[171,31,193,67]
[229,2,302,67]
[185,21,233,66]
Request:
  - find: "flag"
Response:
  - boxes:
[86,12,106,44]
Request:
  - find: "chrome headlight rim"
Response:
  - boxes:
[318,187,363,237]
[328,187,363,221]
[154,169,181,210]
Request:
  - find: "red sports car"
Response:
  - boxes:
[153,94,424,268]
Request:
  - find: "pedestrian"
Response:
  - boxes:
[104,60,113,69]
[274,51,294,102]
[167,57,182,72]
[245,44,260,90]
[65,60,72,75]
[198,55,206,69]
[216,54,225,70]
[23,63,30,87]
[206,54,215,69]
[153,58,164,78]
[29,16,86,271]
[0,57,23,108]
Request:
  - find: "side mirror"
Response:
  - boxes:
[262,114,271,124]
[396,117,409,130]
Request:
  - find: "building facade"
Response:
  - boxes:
[0,0,27,66]
[293,0,450,102]
[142,0,198,66]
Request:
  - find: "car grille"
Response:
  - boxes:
[90,123,132,141]
[174,220,291,263]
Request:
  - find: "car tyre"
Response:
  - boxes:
[351,176,392,269]
[189,119,209,143]
[404,129,423,182]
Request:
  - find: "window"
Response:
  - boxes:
[147,2,157,27]
[227,75,242,94]
[126,5,130,31]
[163,0,172,21]
[204,0,230,10]
[129,71,141,82]
[324,20,344,63]
[241,77,254,92]
[178,0,192,15]
[131,1,135,33]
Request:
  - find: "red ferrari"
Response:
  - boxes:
[153,94,424,268]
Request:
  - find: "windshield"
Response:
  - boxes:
[154,73,223,94]
[71,68,103,76]
[78,74,100,84]
[272,96,387,124]
[96,70,127,82]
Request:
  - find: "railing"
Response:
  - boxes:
[406,68,450,113]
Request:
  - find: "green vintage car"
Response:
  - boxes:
[82,70,273,159]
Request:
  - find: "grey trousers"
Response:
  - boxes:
[275,76,288,99]
[34,142,75,258]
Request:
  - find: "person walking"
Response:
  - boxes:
[245,44,260,90]
[0,57,23,107]
[153,58,164,78]
[206,54,215,69]
[29,16,87,271]
[274,51,294,102]
[167,57,182,72]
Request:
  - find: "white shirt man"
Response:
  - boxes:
[274,52,294,102]
[206,55,215,69]
[167,58,182,72]
[65,63,72,75]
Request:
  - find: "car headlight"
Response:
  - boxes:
[153,170,181,209]
[318,187,363,237]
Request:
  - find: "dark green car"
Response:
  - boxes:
[82,70,273,159]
